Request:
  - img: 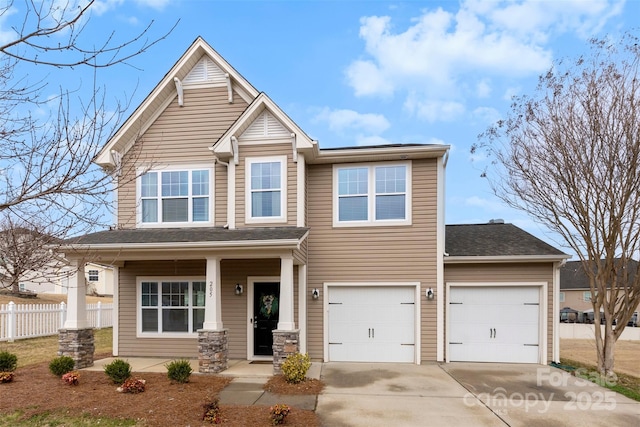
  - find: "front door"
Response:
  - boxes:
[253,282,280,356]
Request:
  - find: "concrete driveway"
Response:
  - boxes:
[317,362,640,427]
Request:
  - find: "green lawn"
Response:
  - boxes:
[0,328,112,367]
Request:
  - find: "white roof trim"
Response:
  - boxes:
[62,238,304,252]
[95,37,259,167]
[444,254,570,264]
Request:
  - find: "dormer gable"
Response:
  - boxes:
[240,111,291,140]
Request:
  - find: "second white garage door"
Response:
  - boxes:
[448,286,541,363]
[327,286,415,363]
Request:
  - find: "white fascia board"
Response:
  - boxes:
[61,238,305,252]
[310,144,450,164]
[444,254,571,264]
[96,37,259,166]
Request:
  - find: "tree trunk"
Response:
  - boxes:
[597,323,617,380]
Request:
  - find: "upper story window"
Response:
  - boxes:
[583,291,592,302]
[245,156,287,223]
[88,270,99,282]
[334,162,411,227]
[139,168,212,226]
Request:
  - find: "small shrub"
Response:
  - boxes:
[49,356,75,377]
[0,371,14,383]
[104,358,132,385]
[61,371,80,386]
[269,403,291,425]
[0,351,17,372]
[118,377,146,394]
[202,398,222,424]
[166,359,193,383]
[281,352,311,384]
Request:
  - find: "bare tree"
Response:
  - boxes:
[0,1,172,289]
[0,216,67,293]
[473,33,640,379]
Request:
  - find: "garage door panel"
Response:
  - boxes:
[328,286,415,363]
[449,286,541,364]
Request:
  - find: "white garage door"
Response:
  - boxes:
[448,286,540,363]
[328,286,415,363]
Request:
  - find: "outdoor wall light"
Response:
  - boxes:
[426,288,434,300]
[312,288,320,299]
[235,284,243,295]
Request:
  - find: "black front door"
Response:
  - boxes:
[253,282,280,356]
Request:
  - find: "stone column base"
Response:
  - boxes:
[272,329,300,375]
[58,328,95,369]
[198,329,228,373]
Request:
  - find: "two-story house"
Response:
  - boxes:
[59,38,568,372]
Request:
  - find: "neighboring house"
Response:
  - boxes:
[84,263,115,296]
[560,260,639,321]
[2,262,113,296]
[60,38,568,372]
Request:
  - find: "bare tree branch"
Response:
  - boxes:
[474,33,640,379]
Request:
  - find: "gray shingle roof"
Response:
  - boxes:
[445,223,566,257]
[64,227,309,246]
[560,259,639,290]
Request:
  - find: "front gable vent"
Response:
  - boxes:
[183,57,226,85]
[241,111,290,139]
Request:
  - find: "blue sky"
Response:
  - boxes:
[2,0,638,252]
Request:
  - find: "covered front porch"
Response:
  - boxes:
[59,227,309,374]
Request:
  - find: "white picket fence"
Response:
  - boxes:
[0,301,113,342]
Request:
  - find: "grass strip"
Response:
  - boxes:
[560,357,640,402]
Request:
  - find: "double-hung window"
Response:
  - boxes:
[88,270,99,282]
[334,162,411,226]
[246,156,287,223]
[139,278,206,336]
[140,168,211,225]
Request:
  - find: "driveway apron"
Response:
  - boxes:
[317,362,640,427]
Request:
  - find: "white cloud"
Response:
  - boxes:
[0,5,17,45]
[404,96,465,122]
[345,0,624,122]
[134,0,170,10]
[472,106,501,125]
[476,79,492,98]
[465,195,506,212]
[314,108,390,134]
[503,86,521,101]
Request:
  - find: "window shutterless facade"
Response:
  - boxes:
[138,167,212,226]
[333,161,411,227]
[137,277,206,337]
[245,156,287,223]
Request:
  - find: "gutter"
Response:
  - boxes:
[444,254,571,264]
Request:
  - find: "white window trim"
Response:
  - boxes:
[136,276,206,339]
[245,155,288,224]
[136,165,214,228]
[333,161,412,227]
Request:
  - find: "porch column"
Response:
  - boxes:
[199,256,228,373]
[277,255,295,330]
[64,259,89,329]
[203,256,223,330]
[273,254,299,374]
[58,259,94,368]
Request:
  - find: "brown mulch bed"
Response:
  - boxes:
[264,375,325,395]
[0,362,321,426]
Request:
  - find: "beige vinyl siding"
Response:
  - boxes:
[306,159,438,362]
[118,260,206,357]
[215,162,227,226]
[118,258,299,359]
[235,143,297,227]
[117,86,248,228]
[444,262,555,362]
